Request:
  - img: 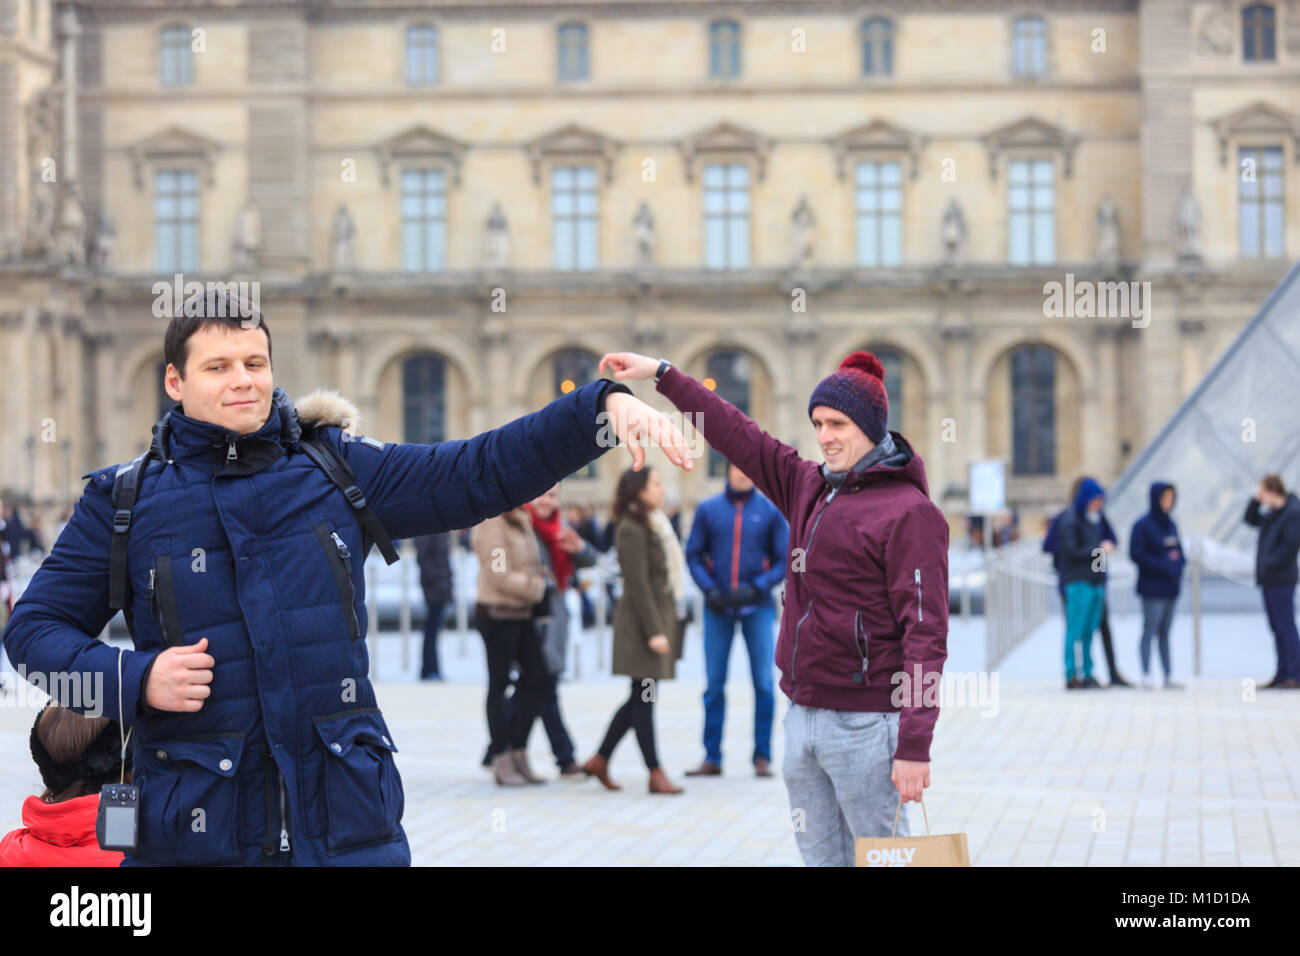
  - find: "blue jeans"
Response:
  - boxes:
[1064,581,1105,680]
[702,603,775,765]
[1139,596,1176,679]
[1262,585,1300,682]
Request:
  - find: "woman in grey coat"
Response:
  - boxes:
[581,466,685,795]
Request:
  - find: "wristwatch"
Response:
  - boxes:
[654,358,672,384]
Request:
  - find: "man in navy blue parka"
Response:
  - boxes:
[2,294,692,866]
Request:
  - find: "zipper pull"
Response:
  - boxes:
[915,568,923,622]
[226,439,237,462]
[331,531,351,559]
[147,567,156,595]
[279,776,291,852]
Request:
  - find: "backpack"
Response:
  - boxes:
[105,407,399,635]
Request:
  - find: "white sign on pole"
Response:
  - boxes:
[969,460,1005,514]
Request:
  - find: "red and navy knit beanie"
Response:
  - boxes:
[808,351,889,443]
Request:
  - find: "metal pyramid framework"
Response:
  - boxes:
[1106,261,1300,552]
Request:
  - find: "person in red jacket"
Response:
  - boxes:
[600,350,949,867]
[0,702,130,866]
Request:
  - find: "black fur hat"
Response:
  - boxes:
[29,703,132,798]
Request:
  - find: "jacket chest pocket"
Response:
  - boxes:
[139,734,246,865]
[314,523,361,640]
[313,708,404,853]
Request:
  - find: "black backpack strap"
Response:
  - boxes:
[299,436,400,565]
[109,452,152,611]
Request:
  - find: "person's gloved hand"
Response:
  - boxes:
[705,589,729,613]
[729,584,761,608]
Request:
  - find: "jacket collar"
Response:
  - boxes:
[157,386,299,474]
[819,430,926,496]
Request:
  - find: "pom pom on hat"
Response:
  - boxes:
[839,351,885,382]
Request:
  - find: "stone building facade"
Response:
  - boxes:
[1,0,1296,535]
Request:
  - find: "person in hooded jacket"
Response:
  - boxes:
[1043,477,1132,688]
[1,290,694,866]
[1244,474,1300,688]
[1054,477,1114,689]
[598,349,949,867]
[0,702,130,866]
[1128,482,1186,689]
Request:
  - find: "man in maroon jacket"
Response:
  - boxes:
[599,349,949,867]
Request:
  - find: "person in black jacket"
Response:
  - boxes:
[413,532,453,680]
[1054,477,1114,689]
[1244,474,1300,689]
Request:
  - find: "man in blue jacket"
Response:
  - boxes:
[684,461,789,777]
[1244,474,1300,689]
[1128,482,1186,689]
[2,291,693,866]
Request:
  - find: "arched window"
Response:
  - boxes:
[160,25,193,87]
[867,346,904,435]
[1010,346,1055,475]
[704,350,751,477]
[406,25,439,85]
[1242,3,1276,61]
[554,349,600,478]
[709,19,740,79]
[557,22,589,81]
[861,17,893,76]
[403,354,446,444]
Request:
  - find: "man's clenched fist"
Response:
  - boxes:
[145,637,214,713]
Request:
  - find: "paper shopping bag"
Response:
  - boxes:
[855,796,970,867]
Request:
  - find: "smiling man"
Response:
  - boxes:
[598,349,949,868]
[3,290,693,867]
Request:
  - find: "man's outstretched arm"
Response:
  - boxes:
[332,377,692,540]
[599,352,807,519]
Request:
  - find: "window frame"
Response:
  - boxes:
[708,18,742,80]
[1242,2,1277,63]
[405,23,440,86]
[1006,156,1057,266]
[702,160,752,271]
[1010,14,1048,80]
[556,20,591,83]
[860,16,894,77]
[551,164,600,272]
[153,166,200,273]
[854,159,905,267]
[159,24,194,88]
[399,166,449,274]
[1237,143,1286,259]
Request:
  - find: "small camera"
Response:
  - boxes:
[96,783,139,851]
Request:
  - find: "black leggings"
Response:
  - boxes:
[597,677,660,770]
[477,610,548,756]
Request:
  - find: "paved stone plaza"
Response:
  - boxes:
[2,611,1298,866]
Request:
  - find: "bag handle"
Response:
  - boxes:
[892,795,930,838]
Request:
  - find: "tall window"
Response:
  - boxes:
[709,19,740,79]
[406,25,439,85]
[704,351,751,477]
[1008,158,1055,265]
[704,163,750,270]
[403,354,446,445]
[401,169,447,273]
[555,349,599,478]
[155,169,199,272]
[160,26,193,87]
[1239,146,1285,259]
[855,161,903,266]
[1242,4,1276,62]
[552,166,598,271]
[1011,346,1055,476]
[861,17,893,76]
[869,346,904,434]
[557,22,589,81]
[1011,16,1046,77]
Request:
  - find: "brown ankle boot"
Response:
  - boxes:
[581,754,622,791]
[648,768,684,795]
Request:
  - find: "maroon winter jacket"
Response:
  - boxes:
[657,366,949,762]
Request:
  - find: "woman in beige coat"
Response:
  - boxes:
[471,505,555,786]
[581,466,686,794]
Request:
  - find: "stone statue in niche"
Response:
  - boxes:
[1176,187,1202,262]
[54,185,86,266]
[88,208,116,271]
[1196,2,1235,56]
[23,88,59,257]
[232,201,262,272]
[330,205,356,272]
[633,202,654,266]
[486,202,509,270]
[791,195,816,269]
[940,199,967,265]
[1096,195,1121,271]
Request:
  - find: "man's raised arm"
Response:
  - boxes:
[330,376,692,540]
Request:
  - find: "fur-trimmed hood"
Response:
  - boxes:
[294,388,361,434]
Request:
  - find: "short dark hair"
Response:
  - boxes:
[1262,474,1286,496]
[163,289,272,379]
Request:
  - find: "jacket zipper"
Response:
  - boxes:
[791,487,837,685]
[333,532,362,640]
[915,568,923,622]
[227,439,237,462]
[279,772,291,852]
[315,524,362,640]
[855,610,869,673]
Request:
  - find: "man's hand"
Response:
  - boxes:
[648,634,670,655]
[891,757,930,803]
[729,584,761,607]
[145,637,214,713]
[1101,540,1115,553]
[597,351,659,382]
[602,391,694,472]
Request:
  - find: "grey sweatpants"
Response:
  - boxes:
[781,702,909,867]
